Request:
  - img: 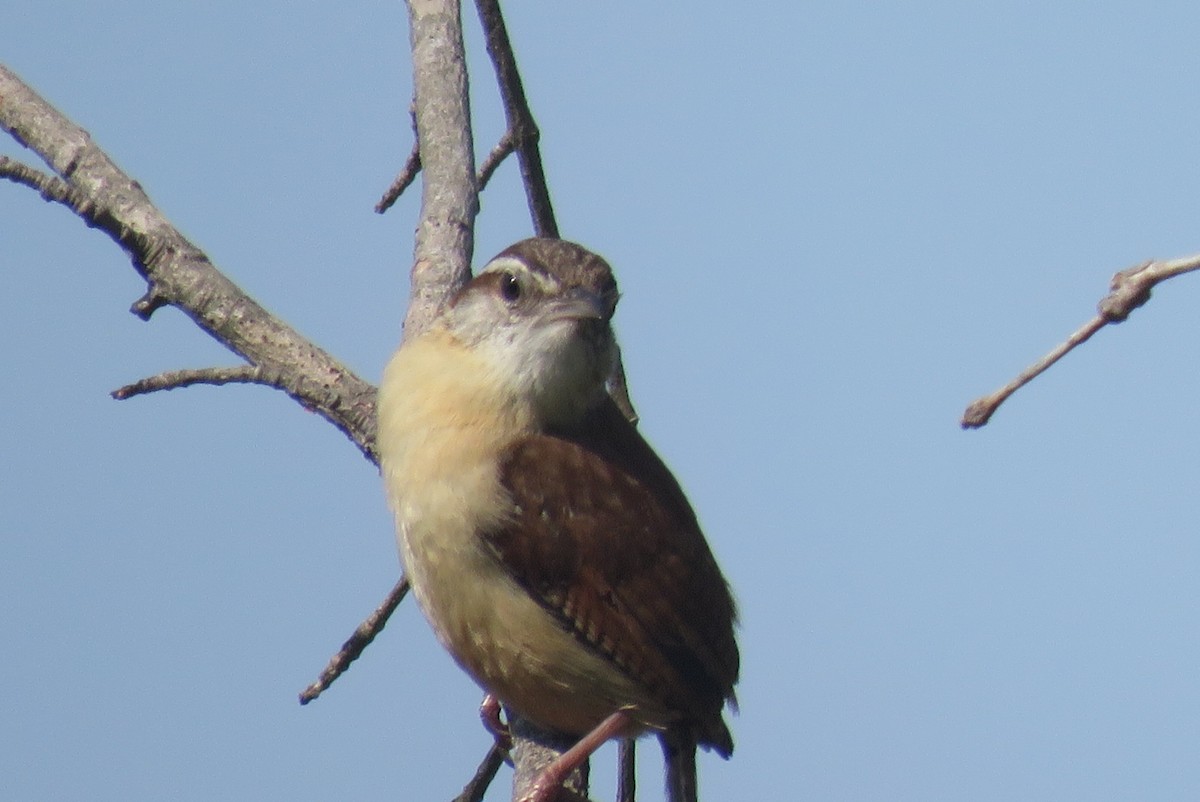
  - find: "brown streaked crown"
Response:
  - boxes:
[491,238,620,319]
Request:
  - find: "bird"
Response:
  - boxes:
[377,237,738,802]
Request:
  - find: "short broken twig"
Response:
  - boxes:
[298,576,410,704]
[0,156,72,200]
[376,137,422,214]
[962,253,1200,428]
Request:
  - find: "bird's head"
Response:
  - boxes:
[442,238,620,427]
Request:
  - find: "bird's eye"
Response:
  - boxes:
[499,271,522,303]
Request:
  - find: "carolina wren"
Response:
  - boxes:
[378,238,738,802]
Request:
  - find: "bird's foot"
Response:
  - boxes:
[479,693,512,751]
[515,710,634,802]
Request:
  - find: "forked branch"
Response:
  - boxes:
[0,66,380,462]
[374,0,560,242]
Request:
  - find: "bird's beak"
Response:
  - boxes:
[541,289,611,324]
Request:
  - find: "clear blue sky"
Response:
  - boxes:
[6,2,1200,800]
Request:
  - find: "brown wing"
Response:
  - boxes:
[487,397,739,755]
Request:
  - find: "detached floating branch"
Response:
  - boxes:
[962,252,1200,429]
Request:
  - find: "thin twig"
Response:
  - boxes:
[474,0,558,238]
[962,253,1200,428]
[298,577,410,704]
[477,131,515,191]
[451,743,510,802]
[112,365,276,400]
[376,138,422,214]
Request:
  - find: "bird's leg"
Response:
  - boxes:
[518,710,634,802]
[479,693,512,751]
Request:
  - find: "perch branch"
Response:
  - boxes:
[962,253,1200,428]
[298,0,520,714]
[510,717,593,802]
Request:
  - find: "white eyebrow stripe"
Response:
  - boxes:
[479,256,560,294]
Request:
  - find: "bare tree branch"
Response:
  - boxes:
[0,65,380,463]
[962,253,1200,428]
[474,0,558,239]
[376,138,422,214]
[376,105,422,214]
[299,577,411,705]
[403,0,478,339]
[375,124,526,215]
[2,59,408,730]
